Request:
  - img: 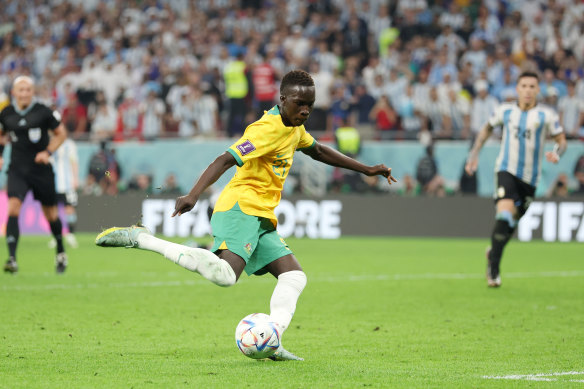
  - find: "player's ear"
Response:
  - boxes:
[280,95,286,103]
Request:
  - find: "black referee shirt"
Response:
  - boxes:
[0,102,61,174]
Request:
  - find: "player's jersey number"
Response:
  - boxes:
[272,157,288,177]
[513,126,532,140]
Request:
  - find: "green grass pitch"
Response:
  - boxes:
[1,234,583,388]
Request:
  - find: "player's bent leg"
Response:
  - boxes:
[485,247,501,288]
[269,268,306,333]
[95,226,239,286]
[487,200,517,287]
[264,255,306,361]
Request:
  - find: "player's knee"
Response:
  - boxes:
[279,270,307,293]
[493,211,515,243]
[215,263,237,287]
[495,210,517,228]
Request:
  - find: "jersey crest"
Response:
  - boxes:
[28,128,41,143]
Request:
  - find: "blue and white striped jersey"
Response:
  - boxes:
[488,103,563,187]
[51,138,78,194]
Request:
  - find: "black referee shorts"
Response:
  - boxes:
[495,171,536,217]
[7,169,57,206]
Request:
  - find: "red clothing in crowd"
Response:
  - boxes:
[252,63,277,104]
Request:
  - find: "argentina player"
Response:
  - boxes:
[465,71,567,287]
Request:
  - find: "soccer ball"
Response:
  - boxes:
[235,313,281,359]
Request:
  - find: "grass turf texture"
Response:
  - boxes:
[1,235,583,388]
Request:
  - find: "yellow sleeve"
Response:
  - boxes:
[297,126,316,150]
[227,121,278,166]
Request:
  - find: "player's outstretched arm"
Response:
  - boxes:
[465,122,494,175]
[173,152,237,216]
[301,142,397,185]
[545,132,567,164]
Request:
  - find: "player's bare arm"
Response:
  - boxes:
[301,142,397,185]
[35,123,67,165]
[545,132,567,164]
[173,152,237,216]
[465,122,494,175]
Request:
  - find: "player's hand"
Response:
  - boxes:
[545,151,560,164]
[368,164,398,185]
[172,194,198,217]
[0,156,3,170]
[34,150,51,165]
[465,157,478,176]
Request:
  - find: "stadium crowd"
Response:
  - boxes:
[0,0,583,195]
[0,0,584,141]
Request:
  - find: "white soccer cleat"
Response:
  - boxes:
[65,234,79,248]
[487,275,502,288]
[95,225,151,248]
[268,346,304,361]
[49,234,78,249]
[48,238,56,249]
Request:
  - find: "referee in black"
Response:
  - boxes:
[0,76,68,274]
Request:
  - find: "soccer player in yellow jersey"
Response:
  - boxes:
[96,70,397,360]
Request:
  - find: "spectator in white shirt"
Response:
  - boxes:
[192,87,220,138]
[459,37,487,78]
[558,81,584,138]
[90,100,118,142]
[173,90,197,138]
[442,88,471,139]
[435,25,466,64]
[140,90,166,140]
[471,80,499,138]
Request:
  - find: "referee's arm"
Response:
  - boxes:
[34,123,67,165]
[0,131,6,170]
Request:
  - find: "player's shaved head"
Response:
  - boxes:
[280,70,314,95]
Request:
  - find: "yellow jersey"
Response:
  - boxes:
[215,105,316,226]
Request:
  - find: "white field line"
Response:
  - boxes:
[2,270,584,292]
[483,371,584,383]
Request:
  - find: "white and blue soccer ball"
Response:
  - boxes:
[235,313,280,359]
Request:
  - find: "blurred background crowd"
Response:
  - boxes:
[0,0,583,196]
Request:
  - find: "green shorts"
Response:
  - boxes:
[210,203,292,275]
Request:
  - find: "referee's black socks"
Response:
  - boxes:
[6,216,19,259]
[49,219,65,253]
